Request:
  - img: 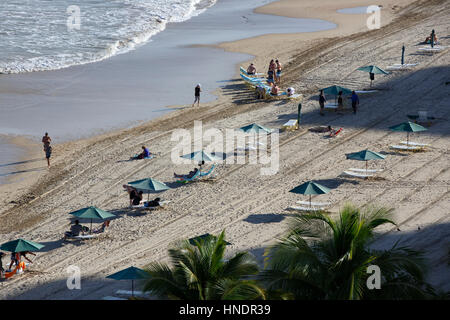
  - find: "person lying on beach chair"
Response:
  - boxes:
[174,167,199,179]
[93,220,110,234]
[131,146,152,160]
[64,220,85,240]
[143,197,161,208]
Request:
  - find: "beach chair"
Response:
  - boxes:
[200,165,216,177]
[386,63,418,71]
[348,168,382,173]
[417,45,445,53]
[324,102,339,111]
[282,119,298,131]
[389,145,423,151]
[399,141,429,147]
[116,290,148,297]
[287,206,321,212]
[102,296,127,300]
[176,169,201,183]
[342,170,373,179]
[296,201,331,207]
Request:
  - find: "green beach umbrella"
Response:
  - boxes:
[238,123,273,134]
[106,266,149,297]
[357,65,389,86]
[289,181,331,208]
[320,85,352,103]
[180,150,221,175]
[389,121,427,146]
[346,149,386,173]
[127,178,170,200]
[0,239,45,253]
[69,206,115,233]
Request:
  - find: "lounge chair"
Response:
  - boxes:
[417,46,445,52]
[342,170,373,179]
[132,200,171,210]
[389,145,423,151]
[102,296,127,300]
[199,164,216,177]
[287,206,322,212]
[296,201,331,207]
[386,63,418,71]
[282,119,298,131]
[176,169,202,183]
[348,168,382,173]
[324,102,339,110]
[116,290,148,297]
[399,141,429,147]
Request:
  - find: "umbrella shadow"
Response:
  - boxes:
[37,239,65,252]
[313,178,359,188]
[243,213,287,224]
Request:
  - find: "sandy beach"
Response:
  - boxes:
[0,0,449,299]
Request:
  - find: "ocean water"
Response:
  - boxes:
[0,0,216,73]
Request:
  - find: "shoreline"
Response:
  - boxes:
[0,0,405,191]
[0,0,449,299]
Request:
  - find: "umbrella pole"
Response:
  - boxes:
[90,219,92,234]
[310,195,312,208]
[407,132,409,147]
[366,161,368,174]
[132,280,134,297]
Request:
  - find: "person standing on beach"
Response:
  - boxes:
[351,91,360,114]
[42,132,52,168]
[319,90,326,116]
[192,84,201,107]
[267,60,276,85]
[337,91,344,113]
[275,60,282,85]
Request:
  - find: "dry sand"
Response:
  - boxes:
[0,0,449,299]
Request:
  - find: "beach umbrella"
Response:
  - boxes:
[106,266,149,297]
[346,149,386,174]
[0,239,45,253]
[188,233,232,246]
[320,85,352,103]
[389,121,427,146]
[127,178,170,200]
[69,206,115,233]
[180,150,221,175]
[357,65,389,86]
[289,181,331,208]
[238,123,273,134]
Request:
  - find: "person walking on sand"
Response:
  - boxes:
[192,84,201,107]
[42,132,52,168]
[275,59,282,85]
[351,91,359,114]
[319,90,326,116]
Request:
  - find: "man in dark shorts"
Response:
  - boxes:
[319,90,326,116]
[351,91,360,114]
[42,132,52,167]
[192,84,201,107]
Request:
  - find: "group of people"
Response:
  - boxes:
[0,251,35,278]
[318,90,360,115]
[123,185,161,208]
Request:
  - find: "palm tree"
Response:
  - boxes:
[142,230,265,300]
[260,203,436,300]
